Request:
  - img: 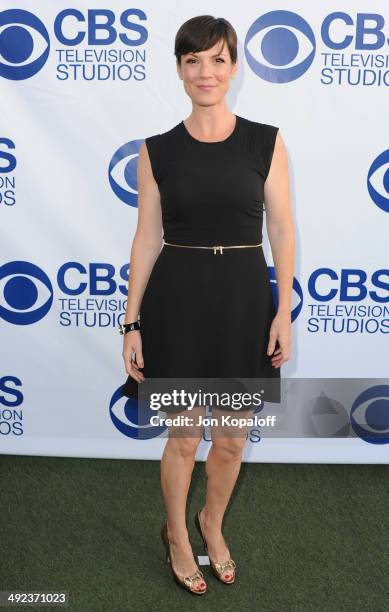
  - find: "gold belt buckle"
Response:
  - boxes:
[163,241,262,254]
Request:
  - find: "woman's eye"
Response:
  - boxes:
[185,58,225,64]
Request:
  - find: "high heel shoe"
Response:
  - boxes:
[194,508,236,584]
[160,522,207,595]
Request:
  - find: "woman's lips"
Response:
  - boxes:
[198,85,216,91]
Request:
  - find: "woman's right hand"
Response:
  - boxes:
[122,330,145,383]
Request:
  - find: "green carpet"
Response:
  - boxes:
[1,455,388,611]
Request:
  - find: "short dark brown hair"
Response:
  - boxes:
[175,15,238,65]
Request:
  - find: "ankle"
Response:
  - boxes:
[167,524,190,546]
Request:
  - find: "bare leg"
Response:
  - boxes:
[200,407,254,581]
[160,405,206,591]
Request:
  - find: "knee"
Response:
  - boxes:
[168,436,201,460]
[211,437,246,460]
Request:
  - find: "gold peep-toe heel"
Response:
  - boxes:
[160,522,207,595]
[194,509,236,584]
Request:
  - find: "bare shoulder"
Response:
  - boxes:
[137,140,159,191]
[137,141,152,174]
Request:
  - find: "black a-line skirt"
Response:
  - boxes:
[122,244,281,411]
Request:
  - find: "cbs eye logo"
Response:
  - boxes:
[367,149,389,213]
[110,386,166,440]
[109,139,144,207]
[351,385,389,444]
[244,10,315,83]
[0,9,50,80]
[0,261,53,325]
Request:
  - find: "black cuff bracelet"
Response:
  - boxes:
[118,321,140,335]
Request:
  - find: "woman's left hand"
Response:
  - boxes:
[267,310,292,368]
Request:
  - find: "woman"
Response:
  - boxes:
[120,15,294,595]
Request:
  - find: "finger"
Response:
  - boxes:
[271,348,282,356]
[267,338,276,355]
[272,359,282,367]
[130,360,145,377]
[123,354,140,372]
[271,357,282,367]
[136,352,144,368]
[128,350,143,369]
[271,355,283,365]
[131,355,145,379]
[129,366,145,382]
[123,356,145,380]
[274,353,288,365]
[130,372,143,383]
[274,349,290,361]
[132,360,145,378]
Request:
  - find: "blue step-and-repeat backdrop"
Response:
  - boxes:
[1,2,388,463]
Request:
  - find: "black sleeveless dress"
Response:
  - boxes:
[121,114,281,409]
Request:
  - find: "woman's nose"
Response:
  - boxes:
[198,63,213,77]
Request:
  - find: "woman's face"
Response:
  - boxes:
[177,39,237,105]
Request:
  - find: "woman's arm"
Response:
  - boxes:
[264,131,295,367]
[125,141,163,323]
[122,141,163,381]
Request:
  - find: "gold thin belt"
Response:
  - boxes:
[163,240,262,255]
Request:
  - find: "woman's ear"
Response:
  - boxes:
[176,59,182,80]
